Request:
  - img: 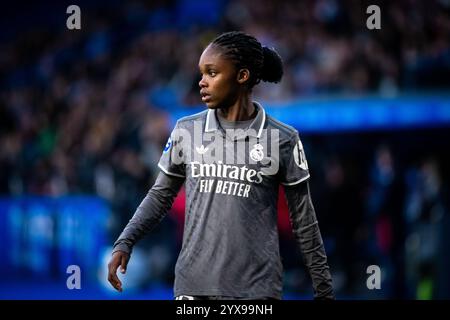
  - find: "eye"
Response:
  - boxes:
[208,70,217,77]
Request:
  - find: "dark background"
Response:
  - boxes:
[1,0,449,299]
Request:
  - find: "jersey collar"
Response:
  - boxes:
[205,101,266,139]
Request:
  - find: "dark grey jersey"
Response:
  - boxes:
[113,102,334,299]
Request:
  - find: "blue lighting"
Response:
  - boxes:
[170,95,450,133]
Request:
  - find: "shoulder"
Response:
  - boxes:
[265,114,300,144]
[174,109,208,130]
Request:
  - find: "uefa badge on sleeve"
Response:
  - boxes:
[163,137,172,153]
[293,140,308,170]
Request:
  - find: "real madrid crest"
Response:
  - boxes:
[250,144,264,162]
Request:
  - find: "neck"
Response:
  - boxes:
[217,95,256,122]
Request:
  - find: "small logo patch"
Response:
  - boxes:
[163,137,172,153]
[293,140,308,170]
[250,144,264,162]
[196,145,208,155]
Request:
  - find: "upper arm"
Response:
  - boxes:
[279,131,310,186]
[158,121,186,178]
[153,170,185,195]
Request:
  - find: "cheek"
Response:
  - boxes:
[214,76,237,96]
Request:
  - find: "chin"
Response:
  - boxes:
[205,102,219,109]
[205,101,229,110]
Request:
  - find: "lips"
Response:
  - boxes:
[200,91,211,102]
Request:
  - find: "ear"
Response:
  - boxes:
[237,68,250,84]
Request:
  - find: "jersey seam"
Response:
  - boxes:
[280,174,310,186]
[158,163,185,178]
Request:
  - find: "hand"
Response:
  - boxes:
[107,250,130,292]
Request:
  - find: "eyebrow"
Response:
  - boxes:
[198,63,217,69]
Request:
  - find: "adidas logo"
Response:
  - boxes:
[196,145,209,155]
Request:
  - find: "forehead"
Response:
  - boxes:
[198,45,232,68]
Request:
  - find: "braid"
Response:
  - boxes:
[211,31,265,87]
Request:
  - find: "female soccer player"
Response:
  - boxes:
[107,31,335,300]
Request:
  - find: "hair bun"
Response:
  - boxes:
[261,46,283,83]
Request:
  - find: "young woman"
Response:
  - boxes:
[108,31,335,300]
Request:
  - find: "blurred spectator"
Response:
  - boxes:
[404,159,450,299]
[363,145,406,298]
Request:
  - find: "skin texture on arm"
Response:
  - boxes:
[107,171,185,291]
[284,181,335,300]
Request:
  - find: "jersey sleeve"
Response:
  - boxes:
[279,131,310,186]
[158,121,186,178]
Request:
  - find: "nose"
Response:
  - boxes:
[199,75,207,88]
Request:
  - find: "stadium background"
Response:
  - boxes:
[1,0,449,299]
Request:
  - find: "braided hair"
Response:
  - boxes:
[210,31,283,88]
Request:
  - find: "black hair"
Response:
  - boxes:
[210,31,283,88]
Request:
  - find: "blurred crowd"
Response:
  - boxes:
[1,0,450,298]
[305,137,450,298]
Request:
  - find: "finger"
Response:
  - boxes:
[108,273,123,292]
[108,259,123,291]
[120,254,129,274]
